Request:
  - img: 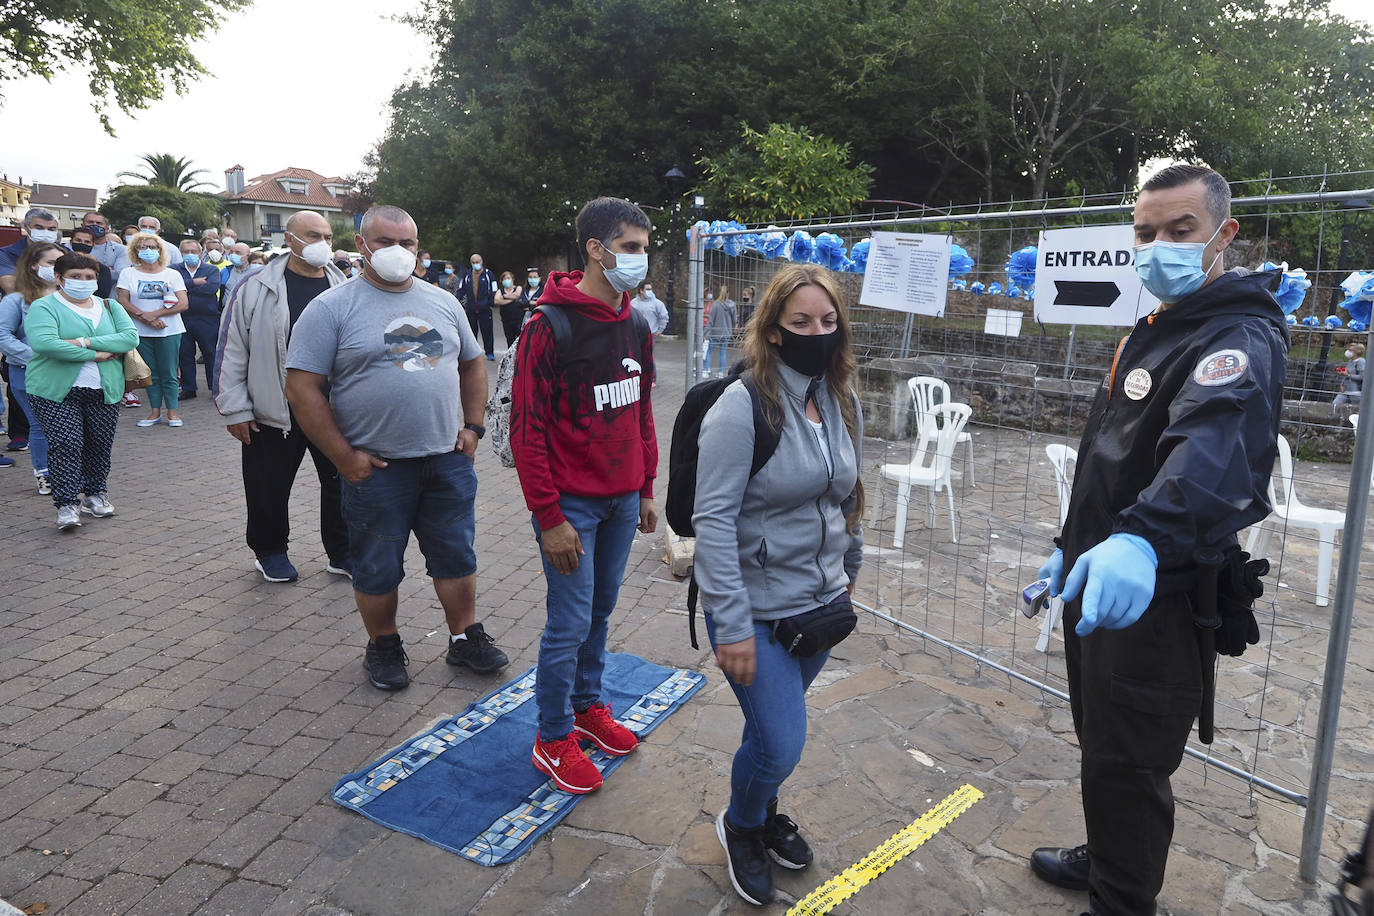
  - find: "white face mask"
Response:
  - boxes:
[362,240,417,283]
[601,246,648,293]
[1347,350,1356,360]
[37,264,56,283]
[289,232,333,269]
[28,229,59,244]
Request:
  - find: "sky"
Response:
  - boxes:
[1,0,1371,202]
[0,0,434,197]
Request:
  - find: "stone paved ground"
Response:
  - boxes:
[1,336,1368,915]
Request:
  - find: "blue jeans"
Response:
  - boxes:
[534,491,640,739]
[339,451,477,595]
[704,339,729,375]
[8,366,49,474]
[705,614,829,830]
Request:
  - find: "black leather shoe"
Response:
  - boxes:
[717,809,773,905]
[364,634,410,690]
[446,622,509,673]
[1030,844,1090,891]
[763,800,812,869]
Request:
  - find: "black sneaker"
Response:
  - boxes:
[717,809,773,906]
[445,623,509,674]
[364,634,410,690]
[763,800,812,869]
[1030,844,1091,891]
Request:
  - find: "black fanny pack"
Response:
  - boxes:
[770,592,857,657]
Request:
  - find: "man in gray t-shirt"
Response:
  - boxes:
[285,204,509,692]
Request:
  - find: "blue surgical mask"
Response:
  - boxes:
[601,246,648,293]
[138,248,160,263]
[184,253,201,267]
[444,267,454,275]
[528,277,540,288]
[1133,221,1225,303]
[228,253,243,266]
[422,258,432,268]
[139,227,158,235]
[63,278,98,300]
[37,265,56,283]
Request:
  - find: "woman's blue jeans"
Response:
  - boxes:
[533,491,640,739]
[705,613,829,830]
[9,366,49,474]
[703,339,729,376]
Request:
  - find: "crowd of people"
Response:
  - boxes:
[0,166,1317,913]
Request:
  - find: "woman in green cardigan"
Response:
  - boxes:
[23,251,139,531]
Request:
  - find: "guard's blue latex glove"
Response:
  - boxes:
[1060,533,1158,636]
[1037,549,1065,598]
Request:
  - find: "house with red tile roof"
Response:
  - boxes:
[219,165,357,244]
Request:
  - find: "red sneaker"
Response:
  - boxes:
[573,702,638,756]
[532,733,603,794]
[122,392,141,409]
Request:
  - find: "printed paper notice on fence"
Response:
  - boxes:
[859,232,951,317]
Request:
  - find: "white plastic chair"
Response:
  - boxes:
[1038,444,1077,652]
[907,377,975,487]
[1245,434,1345,607]
[880,401,972,545]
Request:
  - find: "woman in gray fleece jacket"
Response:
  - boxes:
[693,263,864,906]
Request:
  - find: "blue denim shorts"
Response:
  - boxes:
[339,450,478,595]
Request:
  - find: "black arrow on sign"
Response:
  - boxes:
[1053,280,1120,308]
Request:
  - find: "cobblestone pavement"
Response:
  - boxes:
[0,336,1362,915]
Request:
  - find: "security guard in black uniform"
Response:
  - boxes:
[1028,164,1289,915]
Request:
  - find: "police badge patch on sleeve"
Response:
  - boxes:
[1193,349,1249,386]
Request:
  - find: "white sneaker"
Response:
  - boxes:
[80,494,115,518]
[35,474,51,495]
[57,506,82,530]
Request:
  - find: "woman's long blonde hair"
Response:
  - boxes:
[740,262,864,530]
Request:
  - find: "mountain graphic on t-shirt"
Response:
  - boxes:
[383,318,444,371]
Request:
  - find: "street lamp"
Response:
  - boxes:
[664,166,685,334]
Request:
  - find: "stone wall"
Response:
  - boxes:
[859,354,1361,462]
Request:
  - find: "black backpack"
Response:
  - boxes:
[665,368,781,648]
[1334,805,1374,916]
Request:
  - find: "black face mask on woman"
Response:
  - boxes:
[774,326,840,378]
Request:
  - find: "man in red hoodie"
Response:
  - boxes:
[511,197,659,794]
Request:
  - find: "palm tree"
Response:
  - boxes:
[117,153,214,192]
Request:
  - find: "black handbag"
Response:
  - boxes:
[770,592,857,657]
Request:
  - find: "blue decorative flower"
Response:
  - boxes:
[1262,261,1312,315]
[987,281,1003,296]
[687,219,709,242]
[1285,314,1298,326]
[813,233,848,270]
[951,278,967,291]
[970,282,985,295]
[786,230,815,263]
[1326,314,1346,330]
[949,244,975,279]
[1006,284,1021,298]
[1350,320,1369,332]
[1005,245,1038,289]
[1302,315,1321,327]
[849,239,871,272]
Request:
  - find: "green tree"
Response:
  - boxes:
[1,0,252,132]
[117,153,214,192]
[698,123,874,222]
[100,186,222,239]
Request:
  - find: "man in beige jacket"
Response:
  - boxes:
[214,210,350,583]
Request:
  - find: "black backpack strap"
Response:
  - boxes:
[534,304,571,348]
[739,372,781,476]
[687,572,700,650]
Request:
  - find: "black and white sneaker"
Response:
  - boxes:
[763,801,813,869]
[717,808,773,906]
[445,622,509,673]
[364,634,409,690]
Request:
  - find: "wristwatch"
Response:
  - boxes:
[464,422,486,439]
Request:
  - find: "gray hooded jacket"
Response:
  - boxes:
[693,361,864,644]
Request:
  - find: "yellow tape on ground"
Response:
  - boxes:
[786,783,984,916]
